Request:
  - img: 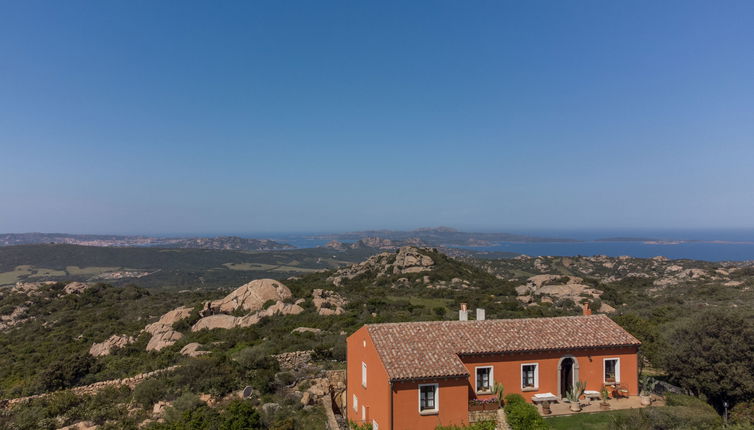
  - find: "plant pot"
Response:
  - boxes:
[640,395,652,406]
[599,402,610,410]
[570,402,581,412]
[468,404,483,412]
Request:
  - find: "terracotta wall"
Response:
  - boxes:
[392,378,469,430]
[346,326,391,429]
[461,346,639,401]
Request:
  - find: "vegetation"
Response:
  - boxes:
[435,422,495,430]
[504,394,548,430]
[662,310,754,412]
[3,246,754,427]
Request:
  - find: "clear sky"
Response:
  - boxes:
[1,1,753,235]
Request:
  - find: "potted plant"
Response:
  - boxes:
[566,381,587,412]
[599,387,610,410]
[639,375,657,406]
[493,382,505,408]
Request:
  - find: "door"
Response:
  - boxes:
[560,357,574,398]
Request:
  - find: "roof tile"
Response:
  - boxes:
[367,314,640,381]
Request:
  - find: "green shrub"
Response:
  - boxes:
[133,378,168,408]
[220,400,262,429]
[731,400,754,426]
[504,393,525,406]
[610,405,722,430]
[503,395,547,430]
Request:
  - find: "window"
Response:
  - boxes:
[362,362,367,388]
[475,366,493,393]
[352,394,358,412]
[419,384,439,414]
[521,363,539,390]
[361,405,366,421]
[372,420,379,430]
[604,358,620,384]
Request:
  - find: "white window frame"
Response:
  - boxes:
[372,419,379,430]
[418,383,439,414]
[603,358,621,384]
[475,366,494,394]
[362,362,367,388]
[352,394,358,412]
[520,363,539,390]
[361,405,366,421]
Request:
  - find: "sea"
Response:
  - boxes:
[257,229,754,262]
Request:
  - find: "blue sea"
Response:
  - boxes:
[257,229,754,262]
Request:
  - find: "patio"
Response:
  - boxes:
[535,395,665,417]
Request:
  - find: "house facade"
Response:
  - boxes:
[346,313,640,430]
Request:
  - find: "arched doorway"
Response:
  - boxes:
[557,356,579,399]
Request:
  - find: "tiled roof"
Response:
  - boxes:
[367,314,640,381]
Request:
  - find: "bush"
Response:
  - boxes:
[503,395,547,430]
[662,310,754,412]
[610,405,722,430]
[220,400,262,429]
[133,378,168,408]
[731,400,754,426]
[504,393,526,406]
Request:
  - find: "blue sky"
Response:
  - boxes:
[1,1,753,235]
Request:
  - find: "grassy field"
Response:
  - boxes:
[545,409,635,429]
[65,265,121,275]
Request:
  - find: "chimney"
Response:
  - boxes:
[459,303,468,321]
[582,302,592,316]
[476,308,485,321]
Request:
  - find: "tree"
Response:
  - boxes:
[662,310,754,411]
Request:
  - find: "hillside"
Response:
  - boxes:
[1,247,753,429]
[0,244,378,290]
[0,233,294,251]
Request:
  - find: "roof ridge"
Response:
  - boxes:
[366,313,606,328]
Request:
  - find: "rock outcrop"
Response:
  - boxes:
[206,279,292,314]
[63,282,92,295]
[180,342,209,357]
[144,306,193,351]
[392,246,434,274]
[89,334,136,357]
[292,327,322,334]
[516,274,603,304]
[328,246,435,286]
[191,314,238,331]
[12,281,56,295]
[0,305,31,331]
[192,300,304,331]
[312,289,347,315]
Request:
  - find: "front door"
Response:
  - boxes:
[560,357,574,398]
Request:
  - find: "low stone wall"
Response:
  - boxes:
[321,396,342,430]
[273,350,314,369]
[469,409,498,423]
[1,365,180,409]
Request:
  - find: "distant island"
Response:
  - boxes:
[312,226,579,247]
[0,233,294,251]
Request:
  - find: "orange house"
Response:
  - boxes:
[346,313,640,430]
